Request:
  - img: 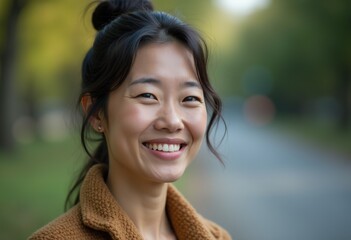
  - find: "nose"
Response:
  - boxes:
[154,102,184,133]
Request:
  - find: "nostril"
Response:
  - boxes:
[153,116,184,132]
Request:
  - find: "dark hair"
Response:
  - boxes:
[65,0,226,209]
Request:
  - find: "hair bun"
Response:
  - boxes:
[92,0,154,31]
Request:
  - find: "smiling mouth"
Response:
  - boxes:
[143,143,185,152]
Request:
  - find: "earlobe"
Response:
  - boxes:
[81,95,104,133]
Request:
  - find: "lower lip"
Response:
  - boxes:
[144,145,185,161]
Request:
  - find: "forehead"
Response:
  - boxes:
[136,41,194,61]
[127,41,197,82]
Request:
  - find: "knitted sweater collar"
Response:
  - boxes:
[79,164,215,240]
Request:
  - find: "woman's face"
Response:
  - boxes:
[102,41,207,183]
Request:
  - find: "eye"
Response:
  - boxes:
[183,96,202,103]
[137,93,157,100]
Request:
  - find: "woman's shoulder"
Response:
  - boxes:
[202,217,232,240]
[28,205,107,240]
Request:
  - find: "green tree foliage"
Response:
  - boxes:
[224,0,351,128]
[17,0,95,102]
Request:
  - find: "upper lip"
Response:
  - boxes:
[142,138,187,145]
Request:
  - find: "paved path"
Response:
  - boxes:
[183,109,351,240]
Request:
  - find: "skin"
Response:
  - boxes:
[83,41,207,240]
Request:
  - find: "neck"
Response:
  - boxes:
[106,164,175,239]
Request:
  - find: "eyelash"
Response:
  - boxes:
[183,96,202,103]
[137,93,157,99]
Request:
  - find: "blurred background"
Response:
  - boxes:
[0,0,350,239]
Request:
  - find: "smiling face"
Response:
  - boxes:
[101,41,207,183]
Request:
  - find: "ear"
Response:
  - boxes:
[81,94,104,133]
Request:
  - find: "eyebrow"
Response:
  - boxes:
[129,77,202,89]
[183,81,202,89]
[129,78,161,86]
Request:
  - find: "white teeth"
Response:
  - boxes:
[145,143,181,152]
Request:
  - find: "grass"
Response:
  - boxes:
[0,136,84,240]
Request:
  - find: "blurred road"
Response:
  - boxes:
[184,106,351,240]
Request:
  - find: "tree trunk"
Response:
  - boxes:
[0,0,26,151]
[336,64,350,130]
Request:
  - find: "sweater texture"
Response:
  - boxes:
[29,164,231,240]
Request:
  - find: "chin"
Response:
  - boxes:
[152,168,186,183]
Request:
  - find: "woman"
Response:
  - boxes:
[30,0,231,239]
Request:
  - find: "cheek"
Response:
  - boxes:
[185,108,207,141]
[110,104,155,136]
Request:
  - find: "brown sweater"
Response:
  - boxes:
[29,164,231,240]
